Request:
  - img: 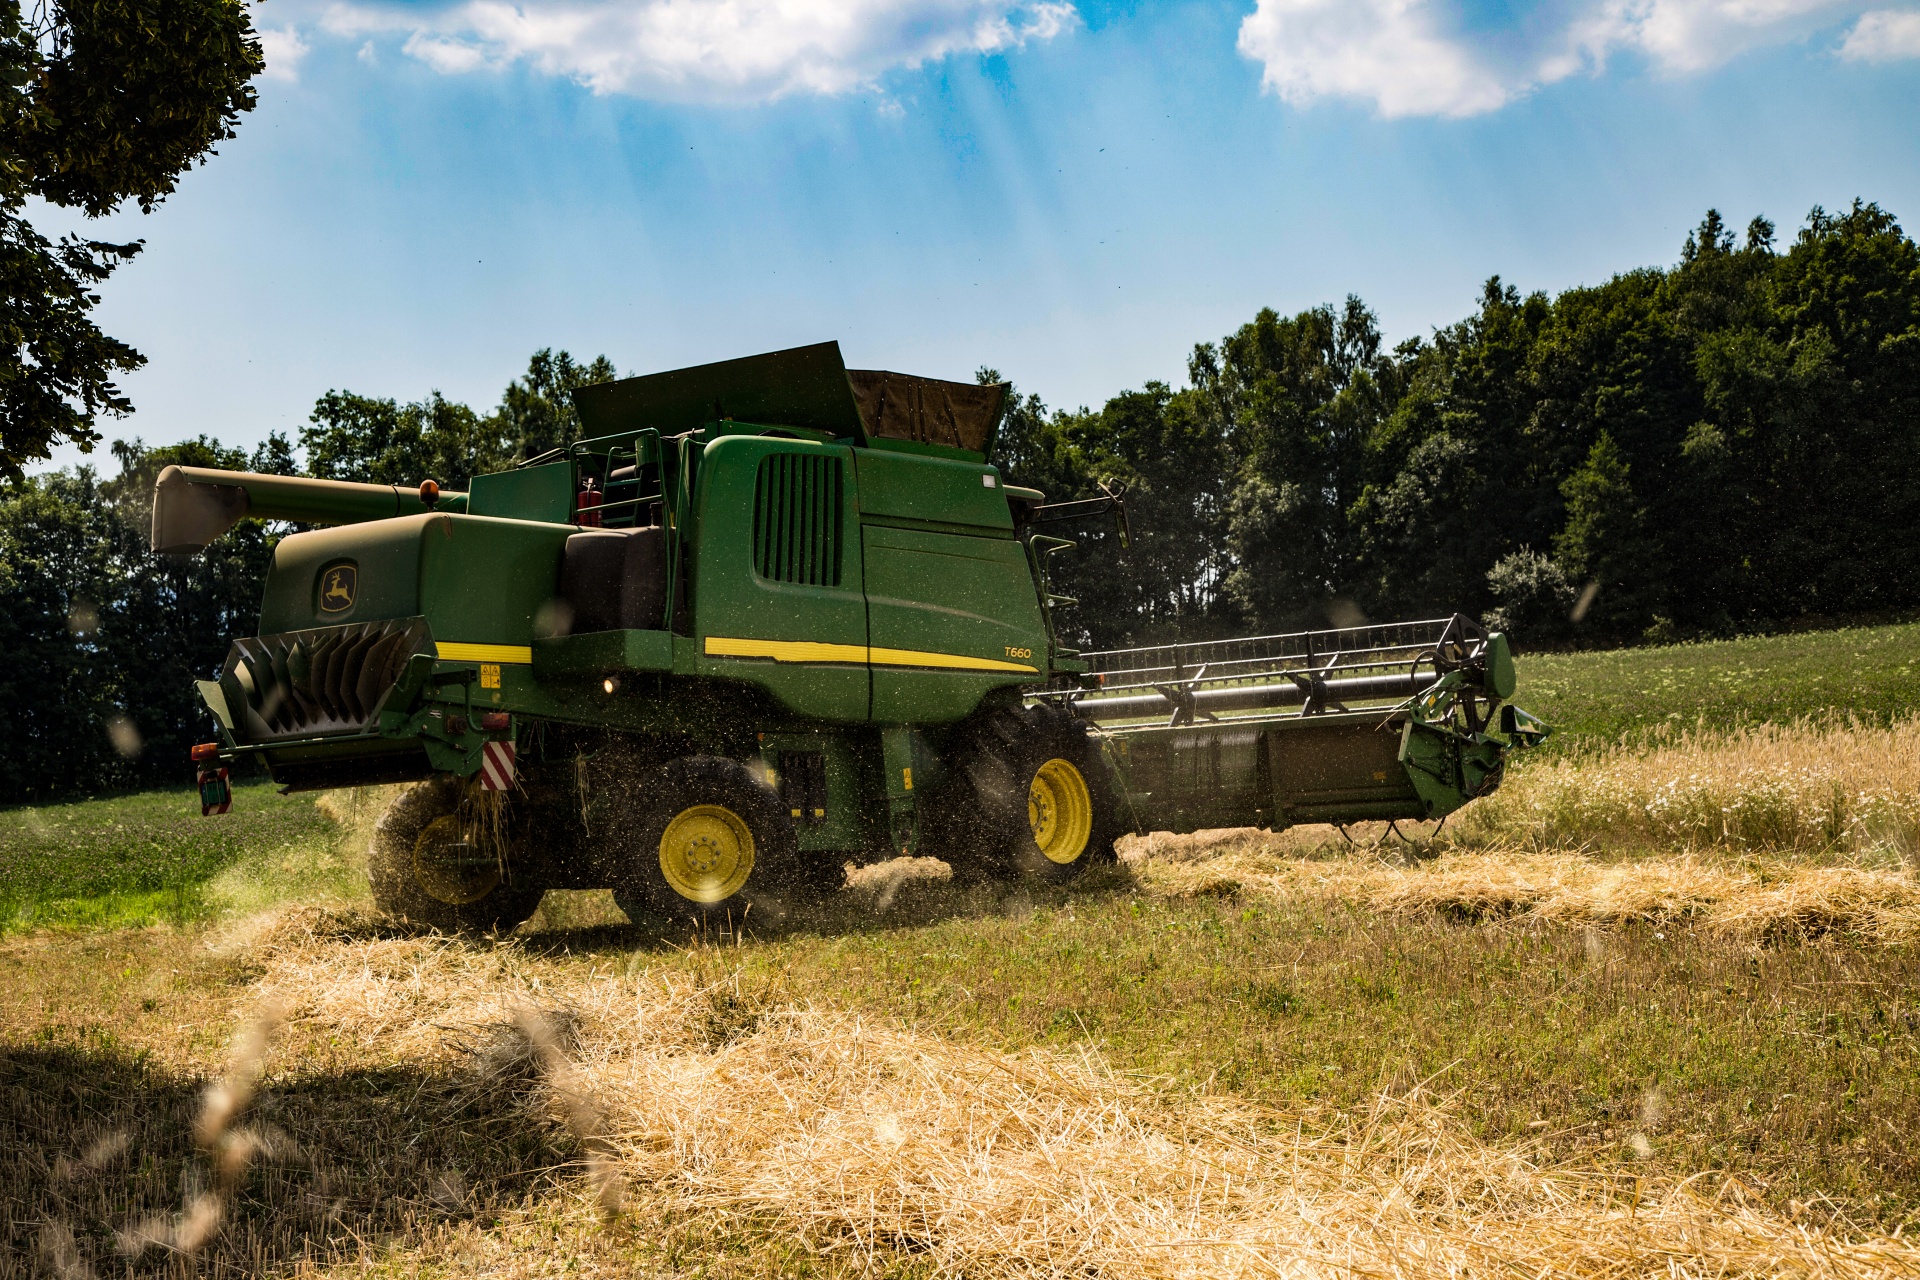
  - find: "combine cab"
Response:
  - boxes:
[157,341,1543,931]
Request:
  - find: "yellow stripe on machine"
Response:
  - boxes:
[868,645,1037,673]
[436,641,534,665]
[705,636,869,664]
[704,635,1037,674]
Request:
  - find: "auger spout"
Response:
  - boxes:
[151,465,468,554]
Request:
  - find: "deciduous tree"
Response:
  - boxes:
[0,0,262,480]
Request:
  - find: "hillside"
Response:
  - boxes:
[1516,622,1920,752]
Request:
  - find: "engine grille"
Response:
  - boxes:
[224,618,431,741]
[753,451,843,587]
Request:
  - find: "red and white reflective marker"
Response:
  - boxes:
[198,767,232,815]
[480,740,516,791]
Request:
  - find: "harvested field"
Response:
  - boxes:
[9,909,1919,1278]
[1138,842,1920,943]
[8,637,1920,1273]
[1111,717,1920,943]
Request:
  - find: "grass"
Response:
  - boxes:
[0,782,359,933]
[271,911,1910,1277]
[1,926,573,1279]
[527,860,1920,1233]
[5,893,1918,1277]
[1514,620,1920,752]
[1457,716,1920,863]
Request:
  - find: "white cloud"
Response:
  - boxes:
[320,0,1076,101]
[402,29,500,73]
[1239,0,1876,118]
[258,24,312,81]
[1236,0,1511,118]
[1838,7,1920,58]
[1569,0,1853,75]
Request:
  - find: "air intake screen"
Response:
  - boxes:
[753,453,843,586]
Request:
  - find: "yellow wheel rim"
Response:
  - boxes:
[658,804,755,904]
[1029,758,1094,865]
[413,813,502,904]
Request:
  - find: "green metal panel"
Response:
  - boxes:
[152,466,466,554]
[1267,720,1423,823]
[254,730,436,791]
[1399,720,1507,818]
[853,448,1013,532]
[751,451,844,586]
[259,516,431,632]
[467,461,575,524]
[863,525,1047,724]
[1486,632,1516,700]
[195,679,233,732]
[759,731,867,852]
[259,513,572,645]
[860,436,984,465]
[533,629,675,677]
[879,725,947,852]
[1099,710,1515,834]
[691,434,871,723]
[571,344,1007,461]
[417,515,575,645]
[1104,726,1269,833]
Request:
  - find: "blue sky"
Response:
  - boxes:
[35,0,1920,470]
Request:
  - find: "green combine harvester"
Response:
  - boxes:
[155,342,1545,930]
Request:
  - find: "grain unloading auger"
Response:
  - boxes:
[157,341,1547,932]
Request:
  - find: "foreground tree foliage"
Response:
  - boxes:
[0,0,262,482]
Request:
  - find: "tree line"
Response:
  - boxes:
[2,201,1916,800]
[1009,201,1920,652]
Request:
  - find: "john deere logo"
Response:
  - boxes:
[319,564,357,613]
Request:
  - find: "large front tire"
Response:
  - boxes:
[611,755,810,925]
[927,703,1120,886]
[368,777,546,933]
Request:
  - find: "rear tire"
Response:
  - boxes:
[368,777,546,933]
[926,703,1119,886]
[610,755,811,924]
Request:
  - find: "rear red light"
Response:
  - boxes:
[478,711,510,731]
[191,742,221,762]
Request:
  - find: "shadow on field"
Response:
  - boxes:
[1,1039,567,1279]
[520,856,1143,956]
